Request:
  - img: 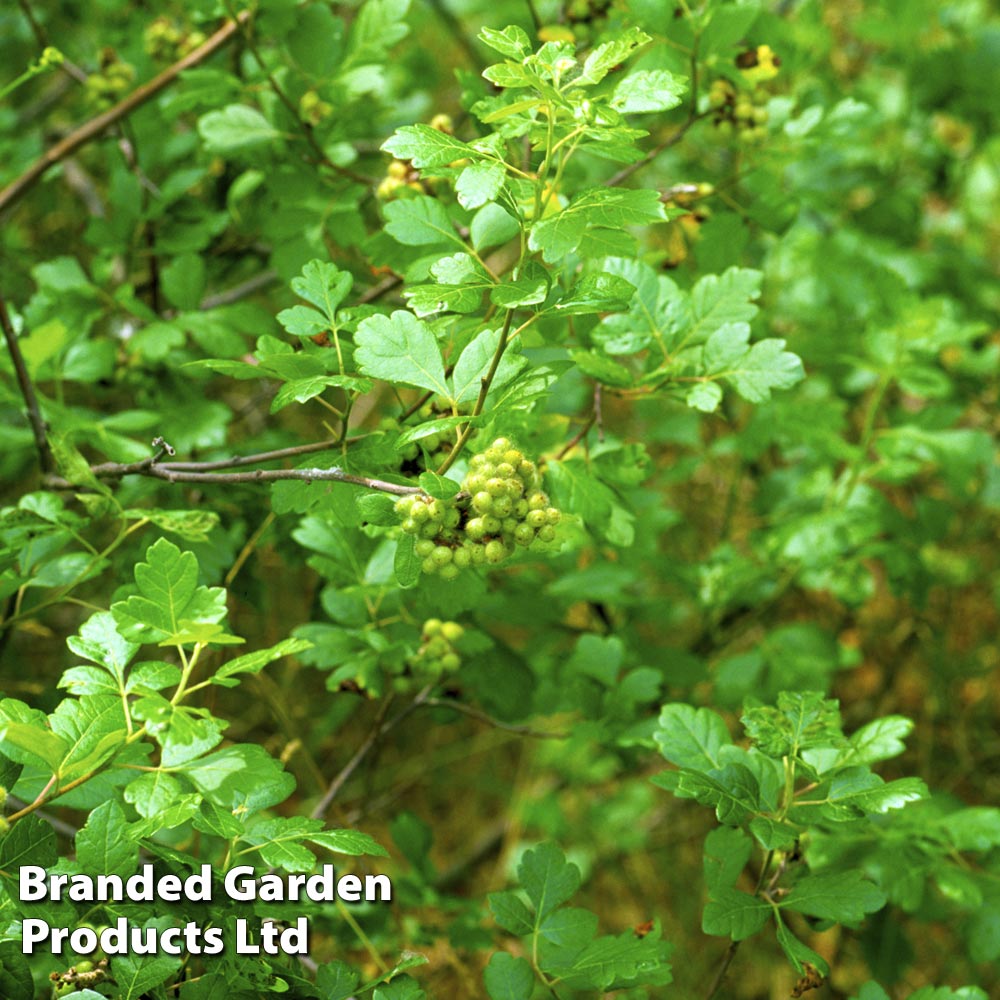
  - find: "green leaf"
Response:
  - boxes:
[703,827,752,895]
[576,28,651,86]
[451,328,526,404]
[0,814,58,870]
[355,312,450,396]
[291,260,353,324]
[111,538,230,646]
[725,338,805,403]
[528,188,664,262]
[418,472,461,499]
[472,203,520,251]
[382,124,474,167]
[0,721,69,773]
[654,704,731,771]
[774,915,831,977]
[675,764,760,824]
[556,273,636,315]
[483,952,534,1000]
[66,611,139,687]
[394,534,421,588]
[570,350,633,388]
[702,886,771,940]
[271,375,373,413]
[742,692,844,757]
[213,637,313,686]
[384,196,464,247]
[518,842,580,921]
[611,70,688,114]
[162,253,206,311]
[846,716,914,764]
[198,105,281,154]
[489,891,535,935]
[456,162,506,210]
[182,744,295,810]
[111,931,183,1000]
[783,871,886,924]
[478,25,531,59]
[491,263,550,308]
[75,799,138,877]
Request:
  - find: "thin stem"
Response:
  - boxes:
[421,698,569,739]
[0,294,53,473]
[0,12,251,217]
[44,463,425,495]
[436,309,516,475]
[228,2,371,186]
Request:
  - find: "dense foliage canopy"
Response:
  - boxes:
[1,0,998,998]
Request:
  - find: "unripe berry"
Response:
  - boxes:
[526,509,547,528]
[424,619,443,636]
[402,517,419,534]
[496,462,515,478]
[493,496,513,517]
[470,543,487,565]
[441,652,460,671]
[485,540,505,563]
[421,523,440,539]
[452,547,472,569]
[411,503,430,523]
[514,523,535,546]
[515,499,529,517]
[537,525,556,542]
[501,517,518,534]
[473,491,493,513]
[432,546,453,566]
[546,508,560,525]
[422,557,437,574]
[444,507,461,528]
[439,563,460,581]
[416,539,435,557]
[466,517,487,540]
[528,492,547,510]
[486,478,507,497]
[441,622,464,642]
[482,515,501,535]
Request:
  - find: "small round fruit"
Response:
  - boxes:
[514,523,535,546]
[526,509,547,528]
[441,622,464,641]
[432,546,453,566]
[473,491,493,514]
[545,507,561,525]
[485,540,505,564]
[482,515,501,535]
[415,539,435,558]
[537,525,556,542]
[466,517,487,541]
[441,652,460,671]
[452,547,472,569]
[439,563,460,581]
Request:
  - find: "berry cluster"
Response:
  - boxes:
[407,619,464,681]
[707,78,770,144]
[395,438,561,579]
[84,50,135,110]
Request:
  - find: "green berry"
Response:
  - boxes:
[482,515,501,535]
[402,517,419,534]
[453,547,471,569]
[527,509,547,528]
[485,540,505,563]
[537,525,556,543]
[439,563,460,581]
[546,507,561,525]
[466,517,487,540]
[441,622,464,641]
[424,619,443,636]
[515,523,535,546]
[441,652,460,671]
[473,491,493,513]
[493,496,513,517]
[432,546,453,566]
[486,478,507,497]
[422,557,437,573]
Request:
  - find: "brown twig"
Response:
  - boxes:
[0,11,251,218]
[227,3,372,187]
[422,698,569,739]
[43,462,424,496]
[157,437,343,472]
[605,110,711,189]
[0,294,53,473]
